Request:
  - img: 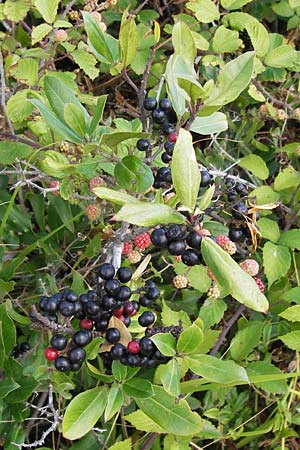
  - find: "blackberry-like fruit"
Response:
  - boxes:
[166,224,185,241]
[162,122,175,134]
[138,311,155,327]
[102,295,117,310]
[111,343,126,359]
[186,231,202,249]
[66,291,78,302]
[228,227,244,242]
[137,138,150,152]
[70,362,82,371]
[159,98,172,111]
[54,356,71,372]
[106,328,121,344]
[95,316,110,331]
[79,293,89,304]
[68,347,86,363]
[104,279,120,296]
[231,202,248,220]
[161,152,172,163]
[152,108,166,123]
[164,140,174,155]
[140,337,156,356]
[139,295,153,307]
[58,301,75,317]
[182,249,200,266]
[116,267,132,283]
[127,354,140,367]
[73,330,92,347]
[98,263,115,280]
[115,286,131,302]
[151,228,168,247]
[143,97,157,110]
[87,290,98,301]
[20,342,30,352]
[44,297,59,313]
[168,240,186,255]
[200,171,212,188]
[50,334,67,351]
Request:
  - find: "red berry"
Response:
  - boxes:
[134,232,151,250]
[168,132,178,143]
[113,306,124,318]
[216,235,230,247]
[45,347,58,361]
[86,204,100,221]
[254,277,265,293]
[89,176,105,190]
[240,259,259,277]
[80,319,93,330]
[50,180,60,195]
[128,340,140,354]
[122,242,133,255]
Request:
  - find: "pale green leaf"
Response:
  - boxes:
[119,16,138,67]
[34,0,59,23]
[257,218,280,243]
[172,21,196,65]
[32,23,52,45]
[177,322,203,354]
[274,167,300,191]
[245,21,270,57]
[7,90,34,123]
[279,230,300,250]
[104,384,124,422]
[263,242,291,287]
[188,265,211,292]
[279,305,300,322]
[239,155,269,180]
[247,361,288,394]
[190,112,228,135]
[198,299,227,329]
[93,187,140,205]
[221,0,253,9]
[123,379,153,399]
[265,45,297,68]
[279,330,300,350]
[250,186,280,204]
[114,202,185,226]
[198,185,216,211]
[109,438,132,450]
[158,359,181,396]
[11,59,38,86]
[151,333,177,357]
[124,410,165,433]
[71,49,99,80]
[212,26,242,53]
[186,0,220,23]
[161,301,191,329]
[4,0,29,21]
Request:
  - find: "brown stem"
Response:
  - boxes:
[0,132,41,148]
[140,433,158,450]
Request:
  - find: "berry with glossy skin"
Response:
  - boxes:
[50,334,68,351]
[127,250,142,264]
[66,291,78,302]
[182,249,200,266]
[116,267,132,283]
[122,242,133,255]
[95,316,110,331]
[70,362,83,371]
[127,354,141,367]
[228,227,244,242]
[231,202,248,220]
[115,286,131,302]
[86,204,100,221]
[138,311,155,327]
[159,98,172,111]
[151,228,168,247]
[186,231,202,249]
[157,167,172,183]
[44,297,60,313]
[73,330,92,347]
[45,347,58,361]
[79,293,89,304]
[99,263,115,280]
[102,295,117,310]
[235,182,248,196]
[80,319,93,330]
[162,122,175,135]
[144,286,160,300]
[104,279,121,296]
[54,356,71,372]
[140,337,156,356]
[137,139,150,152]
[200,171,212,188]
[87,290,98,301]
[123,301,138,316]
[58,301,75,317]
[152,108,166,123]
[161,152,172,163]
[240,259,259,277]
[134,232,151,249]
[223,240,237,255]
[164,140,174,155]
[207,285,220,299]
[168,131,178,143]
[254,277,265,292]
[166,224,185,241]
[68,347,86,363]
[111,343,126,359]
[173,275,189,289]
[38,296,48,311]
[86,301,101,318]
[168,240,186,255]
[106,328,121,344]
[143,97,157,110]
[139,295,152,307]
[128,340,140,354]
[113,306,124,318]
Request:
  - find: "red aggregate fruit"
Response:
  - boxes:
[134,232,151,249]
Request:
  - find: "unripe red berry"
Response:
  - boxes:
[122,242,133,255]
[86,204,100,221]
[127,250,142,264]
[128,340,140,354]
[240,259,259,277]
[50,180,60,195]
[216,235,230,248]
[45,347,58,361]
[134,232,151,250]
[254,277,265,293]
[113,306,124,318]
[80,319,93,330]
[168,132,178,143]
[89,176,105,190]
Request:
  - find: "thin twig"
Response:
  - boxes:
[0,49,14,133]
[140,432,158,450]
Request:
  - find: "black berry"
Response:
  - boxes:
[106,328,121,344]
[73,330,92,347]
[231,202,248,220]
[140,337,156,356]
[98,263,115,280]
[164,140,174,155]
[58,301,75,317]
[111,343,126,359]
[138,311,155,327]
[115,286,131,302]
[168,240,186,255]
[68,347,86,363]
[200,171,212,188]
[228,227,244,242]
[116,267,132,283]
[50,334,68,351]
[137,138,150,152]
[161,152,172,163]
[151,228,168,247]
[166,224,185,241]
[54,356,71,372]
[104,279,120,296]
[143,97,157,110]
[186,231,202,249]
[159,98,172,111]
[182,249,200,266]
[152,108,166,123]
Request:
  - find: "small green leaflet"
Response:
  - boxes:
[150,333,177,356]
[93,187,140,205]
[158,358,181,396]
[279,305,300,322]
[279,331,300,350]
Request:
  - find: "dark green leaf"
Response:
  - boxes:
[123,378,154,399]
[88,95,107,135]
[83,12,118,64]
[114,156,154,193]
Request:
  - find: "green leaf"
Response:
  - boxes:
[230,321,263,361]
[114,202,185,226]
[263,242,291,287]
[279,330,300,350]
[109,438,132,450]
[0,304,16,366]
[88,95,107,135]
[34,0,59,23]
[221,0,253,9]
[186,354,249,384]
[290,0,300,6]
[165,55,187,117]
[71,49,99,80]
[124,410,165,433]
[150,333,177,357]
[136,386,203,436]
[212,26,242,53]
[6,300,30,325]
[11,58,38,86]
[188,265,212,292]
[161,301,191,329]
[247,361,288,394]
[119,15,138,67]
[177,322,203,354]
[172,21,196,65]
[279,305,300,322]
[83,12,118,64]
[190,112,228,135]
[7,90,34,123]
[201,238,269,312]
[158,358,181,396]
[198,185,216,211]
[62,387,107,440]
[0,377,20,399]
[279,230,300,250]
[274,167,300,191]
[186,0,220,23]
[39,150,70,178]
[257,218,280,243]
[283,286,300,304]
[31,23,52,45]
[198,299,227,329]
[4,0,30,21]
[239,155,269,180]
[93,187,140,205]
[264,45,297,68]
[0,141,32,164]
[114,156,154,193]
[123,378,154,399]
[49,196,75,233]
[104,383,124,422]
[245,21,270,57]
[204,52,255,109]
[64,103,87,136]
[171,128,201,210]
[250,185,280,204]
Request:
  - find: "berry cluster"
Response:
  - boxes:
[12,341,30,359]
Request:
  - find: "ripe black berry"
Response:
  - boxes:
[228,227,244,242]
[58,301,75,317]
[98,263,115,280]
[44,312,58,322]
[68,347,86,363]
[137,138,150,152]
[152,108,166,123]
[139,295,153,307]
[164,140,174,155]
[73,330,92,347]
[44,297,60,313]
[161,152,172,163]
[70,362,82,371]
[227,190,237,202]
[86,301,101,317]
[104,279,120,296]
[111,343,126,359]
[106,328,121,344]
[102,295,117,310]
[66,291,78,302]
[157,167,172,183]
[38,296,48,311]
[79,293,89,304]
[51,334,68,351]
[122,315,131,327]
[138,311,155,327]
[235,182,248,196]
[182,249,200,266]
[116,267,132,283]
[200,171,212,188]
[168,240,186,255]
[145,287,160,300]
[54,356,71,372]
[95,316,110,331]
[127,354,140,367]
[159,98,172,111]
[115,286,131,302]
[186,231,202,249]
[140,337,156,356]
[20,342,30,352]
[166,224,185,241]
[143,97,157,110]
[231,202,248,220]
[151,228,168,247]
[87,290,98,301]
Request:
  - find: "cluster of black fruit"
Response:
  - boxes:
[11,341,30,359]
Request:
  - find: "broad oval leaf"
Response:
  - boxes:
[114,203,185,226]
[62,387,107,440]
[263,242,291,287]
[83,12,118,64]
[93,187,140,205]
[201,238,269,312]
[190,112,228,135]
[123,378,154,399]
[150,333,177,357]
[177,322,203,354]
[171,128,201,210]
[34,0,59,23]
[158,358,181,396]
[239,154,269,180]
[172,21,196,65]
[114,156,154,193]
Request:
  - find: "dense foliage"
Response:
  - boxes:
[1,0,300,448]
